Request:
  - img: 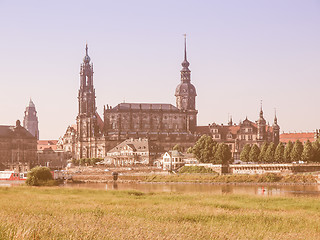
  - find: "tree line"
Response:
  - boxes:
[240,139,320,163]
[186,135,320,164]
[187,135,232,164]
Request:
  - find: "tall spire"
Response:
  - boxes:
[260,100,264,118]
[184,34,187,61]
[181,34,190,70]
[83,43,91,63]
[274,108,278,125]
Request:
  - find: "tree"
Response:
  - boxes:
[240,144,251,162]
[191,135,217,163]
[284,141,293,163]
[249,144,260,163]
[258,142,269,163]
[274,142,285,163]
[301,140,315,162]
[214,143,232,164]
[291,140,304,163]
[312,141,320,162]
[187,147,193,154]
[173,144,183,152]
[26,166,53,186]
[265,142,276,163]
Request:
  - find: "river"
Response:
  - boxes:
[2,180,320,197]
[63,182,320,197]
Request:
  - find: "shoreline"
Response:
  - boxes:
[70,179,319,186]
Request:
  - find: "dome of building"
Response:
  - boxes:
[175,82,197,96]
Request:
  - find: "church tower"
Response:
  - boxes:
[76,44,99,158]
[175,35,198,132]
[23,99,39,139]
[272,110,280,145]
[257,102,266,141]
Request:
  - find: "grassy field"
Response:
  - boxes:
[72,173,317,184]
[0,187,320,239]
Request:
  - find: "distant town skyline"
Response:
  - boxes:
[1,0,319,139]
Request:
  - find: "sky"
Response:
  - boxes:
[0,0,319,139]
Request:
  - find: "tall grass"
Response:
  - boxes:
[0,187,320,239]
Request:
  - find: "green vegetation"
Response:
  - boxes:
[249,144,260,162]
[188,134,320,164]
[144,173,316,184]
[172,144,183,152]
[26,167,57,186]
[259,142,269,162]
[284,141,293,162]
[274,142,285,163]
[265,142,276,163]
[1,187,320,239]
[72,158,103,166]
[178,166,217,174]
[240,144,251,162]
[189,135,231,164]
[291,140,304,162]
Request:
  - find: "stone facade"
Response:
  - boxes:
[198,107,280,160]
[68,38,199,160]
[37,139,67,169]
[0,120,37,169]
[23,99,39,139]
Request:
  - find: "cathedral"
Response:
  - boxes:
[63,38,280,161]
[71,37,199,159]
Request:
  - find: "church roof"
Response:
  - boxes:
[0,124,35,139]
[111,103,178,111]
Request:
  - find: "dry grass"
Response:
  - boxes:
[0,186,320,239]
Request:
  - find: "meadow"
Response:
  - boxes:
[0,186,320,239]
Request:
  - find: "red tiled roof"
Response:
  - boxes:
[280,132,316,144]
[37,140,58,151]
[196,126,210,134]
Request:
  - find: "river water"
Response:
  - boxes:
[63,182,320,197]
[2,180,320,197]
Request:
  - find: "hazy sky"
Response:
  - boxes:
[0,0,319,139]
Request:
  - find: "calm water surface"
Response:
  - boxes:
[63,182,320,197]
[2,180,320,197]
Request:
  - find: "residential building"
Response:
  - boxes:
[37,139,67,169]
[105,138,161,166]
[159,150,185,171]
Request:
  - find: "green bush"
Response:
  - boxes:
[179,166,217,174]
[26,167,54,186]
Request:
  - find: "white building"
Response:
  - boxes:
[159,150,185,171]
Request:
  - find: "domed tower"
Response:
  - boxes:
[257,102,266,141]
[272,109,280,145]
[175,35,198,132]
[23,99,39,139]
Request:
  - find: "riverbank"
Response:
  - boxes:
[71,172,319,185]
[0,187,320,239]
